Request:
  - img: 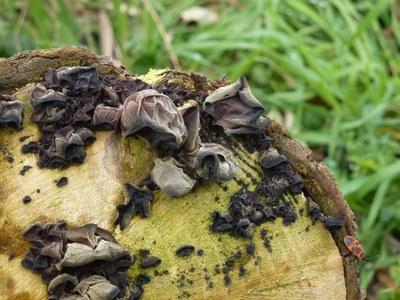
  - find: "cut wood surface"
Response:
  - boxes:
[0,47,363,300]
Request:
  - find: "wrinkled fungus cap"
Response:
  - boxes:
[195,143,239,181]
[259,148,287,171]
[45,67,102,95]
[0,96,24,130]
[91,104,122,130]
[30,84,66,109]
[178,102,201,153]
[204,76,268,135]
[151,157,196,197]
[121,89,187,149]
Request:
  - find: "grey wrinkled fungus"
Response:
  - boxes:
[92,104,122,130]
[121,89,187,149]
[203,76,268,135]
[0,94,24,130]
[21,221,139,299]
[151,157,196,197]
[25,66,150,169]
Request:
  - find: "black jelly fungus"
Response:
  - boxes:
[176,245,195,257]
[19,165,32,175]
[224,275,231,286]
[56,177,68,187]
[140,255,161,268]
[239,265,246,276]
[137,273,151,285]
[23,195,32,204]
[197,249,204,256]
[245,244,255,255]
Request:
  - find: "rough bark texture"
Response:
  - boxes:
[0,47,363,300]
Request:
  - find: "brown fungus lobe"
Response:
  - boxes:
[22,221,138,299]
[0,94,24,130]
[120,89,187,149]
[151,157,196,197]
[203,76,268,135]
[91,104,122,131]
[194,143,239,181]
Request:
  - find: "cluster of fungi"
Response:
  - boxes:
[1,66,344,299]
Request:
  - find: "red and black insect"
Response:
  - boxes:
[343,235,366,260]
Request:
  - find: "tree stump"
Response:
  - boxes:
[0,47,363,300]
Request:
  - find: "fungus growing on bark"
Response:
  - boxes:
[76,127,96,145]
[120,89,187,149]
[114,183,155,230]
[43,127,86,168]
[30,84,66,109]
[91,104,122,130]
[0,95,24,130]
[178,102,201,154]
[21,221,137,299]
[151,157,196,197]
[44,66,102,95]
[194,143,239,181]
[203,76,268,135]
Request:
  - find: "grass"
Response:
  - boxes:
[1,0,400,297]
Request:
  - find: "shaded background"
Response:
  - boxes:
[1,0,400,298]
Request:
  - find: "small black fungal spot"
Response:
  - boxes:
[324,216,343,232]
[225,258,234,267]
[19,135,31,143]
[263,240,272,253]
[204,275,210,281]
[222,186,228,192]
[187,279,193,285]
[163,270,169,275]
[56,177,68,187]
[197,249,204,256]
[245,244,255,255]
[137,273,151,285]
[234,250,242,259]
[6,156,14,163]
[153,270,160,276]
[299,207,304,216]
[260,229,267,239]
[189,266,195,273]
[176,245,195,257]
[239,265,246,276]
[140,255,161,268]
[208,282,214,289]
[214,196,220,202]
[224,275,231,286]
[36,189,40,193]
[222,267,228,274]
[214,265,220,274]
[305,225,310,232]
[8,252,16,261]
[22,195,32,204]
[140,249,150,257]
[283,210,297,226]
[19,165,32,175]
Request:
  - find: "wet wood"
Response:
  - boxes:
[0,47,362,300]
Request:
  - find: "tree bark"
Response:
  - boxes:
[0,47,363,300]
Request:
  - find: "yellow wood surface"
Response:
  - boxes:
[0,84,346,300]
